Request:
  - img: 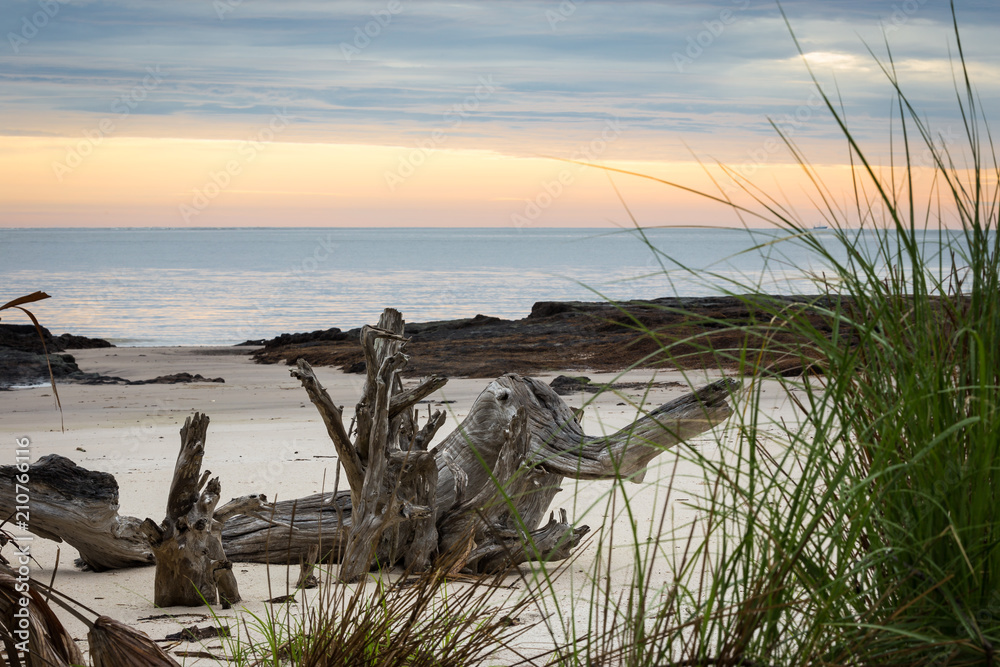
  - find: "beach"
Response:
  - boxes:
[2,344,799,663]
[5,0,995,660]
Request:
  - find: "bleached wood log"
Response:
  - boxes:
[336,309,449,581]
[0,374,734,574]
[221,491,351,564]
[0,454,153,571]
[284,339,737,574]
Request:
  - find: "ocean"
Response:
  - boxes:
[0,227,945,346]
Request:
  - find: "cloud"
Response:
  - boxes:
[1,0,997,164]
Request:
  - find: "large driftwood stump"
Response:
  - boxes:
[140,413,265,607]
[285,307,739,578]
[290,310,442,582]
[221,368,737,569]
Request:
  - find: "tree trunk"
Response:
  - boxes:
[139,413,265,607]
[222,491,351,564]
[309,310,440,582]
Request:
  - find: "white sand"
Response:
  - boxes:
[2,347,799,664]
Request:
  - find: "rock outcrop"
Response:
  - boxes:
[0,325,224,388]
[247,295,843,378]
[0,323,114,353]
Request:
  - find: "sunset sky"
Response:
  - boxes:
[2,0,998,228]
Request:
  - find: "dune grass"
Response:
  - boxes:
[205,547,538,667]
[519,5,999,666]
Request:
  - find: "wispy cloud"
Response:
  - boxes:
[2,0,996,161]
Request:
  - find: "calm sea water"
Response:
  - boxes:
[0,227,946,346]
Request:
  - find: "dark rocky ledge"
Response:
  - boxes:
[0,325,224,388]
[0,347,227,388]
[0,323,114,353]
[245,295,848,378]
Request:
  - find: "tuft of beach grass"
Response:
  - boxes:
[519,3,999,665]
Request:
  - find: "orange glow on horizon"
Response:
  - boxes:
[0,135,948,229]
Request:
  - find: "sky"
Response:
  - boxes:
[2,0,998,228]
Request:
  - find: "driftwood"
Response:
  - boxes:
[288,310,575,579]
[239,307,738,578]
[2,308,738,582]
[1,452,347,570]
[222,491,351,564]
[0,454,153,571]
[219,365,737,570]
[139,413,266,607]
[311,310,443,581]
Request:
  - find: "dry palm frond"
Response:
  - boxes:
[0,571,85,667]
[88,615,180,667]
[13,575,182,667]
